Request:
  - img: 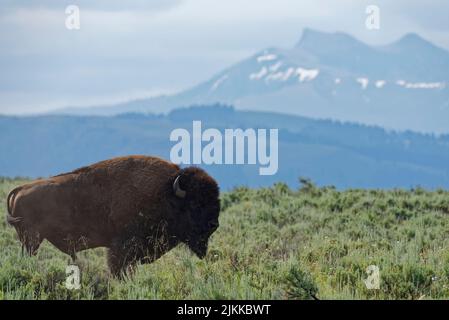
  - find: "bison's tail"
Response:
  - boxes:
[6,186,23,226]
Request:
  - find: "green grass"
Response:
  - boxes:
[1,177,449,299]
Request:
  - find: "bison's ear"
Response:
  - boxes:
[173,175,186,198]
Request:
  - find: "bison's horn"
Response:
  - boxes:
[173,175,186,198]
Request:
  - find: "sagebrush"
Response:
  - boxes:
[1,177,449,299]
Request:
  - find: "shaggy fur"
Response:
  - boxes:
[5,155,220,276]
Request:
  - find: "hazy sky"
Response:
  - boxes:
[1,0,448,114]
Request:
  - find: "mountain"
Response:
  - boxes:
[2,106,449,190]
[56,29,449,134]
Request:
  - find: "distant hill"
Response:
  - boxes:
[56,29,449,134]
[2,105,449,190]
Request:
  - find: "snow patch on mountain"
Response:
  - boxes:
[211,74,229,91]
[357,78,369,89]
[249,67,268,80]
[269,61,283,72]
[251,64,319,83]
[375,80,386,88]
[265,69,287,81]
[257,53,277,63]
[297,68,319,82]
[396,80,445,89]
[404,82,445,89]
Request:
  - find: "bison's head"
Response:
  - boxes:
[172,167,220,259]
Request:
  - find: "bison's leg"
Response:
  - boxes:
[19,228,42,256]
[108,250,143,278]
[107,247,138,278]
[107,247,124,277]
[107,236,146,278]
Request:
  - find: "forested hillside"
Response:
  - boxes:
[1,106,449,189]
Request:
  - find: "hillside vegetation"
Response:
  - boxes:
[1,177,449,299]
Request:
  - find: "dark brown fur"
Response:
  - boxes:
[5,155,220,276]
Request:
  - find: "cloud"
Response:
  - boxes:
[0,0,448,113]
[383,0,449,31]
[0,0,183,13]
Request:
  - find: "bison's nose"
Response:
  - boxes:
[189,241,208,259]
[208,221,219,230]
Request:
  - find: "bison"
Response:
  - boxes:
[5,156,220,276]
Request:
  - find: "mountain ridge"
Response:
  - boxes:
[52,29,449,133]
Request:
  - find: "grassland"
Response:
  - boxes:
[1,177,449,300]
